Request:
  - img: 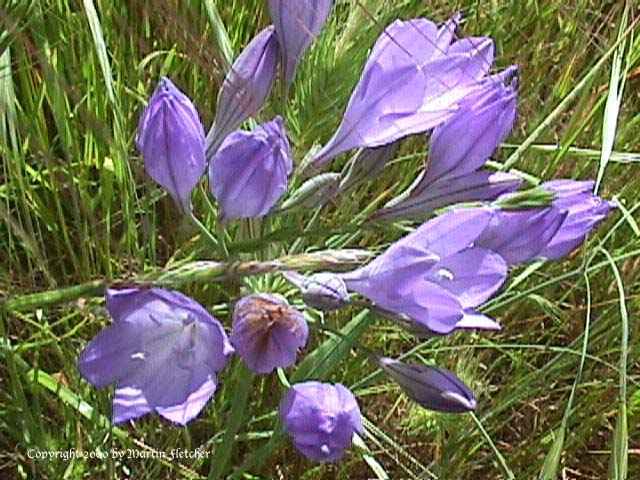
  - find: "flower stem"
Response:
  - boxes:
[207,363,254,480]
[188,210,219,249]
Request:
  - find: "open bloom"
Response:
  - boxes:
[280,381,363,462]
[136,77,205,214]
[209,117,292,221]
[269,0,333,86]
[78,289,233,425]
[379,357,477,413]
[306,16,495,172]
[342,209,507,333]
[206,27,279,155]
[230,294,308,374]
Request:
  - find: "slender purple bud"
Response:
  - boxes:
[230,294,308,374]
[209,116,292,221]
[268,0,333,86]
[280,381,363,462]
[206,27,279,155]
[136,77,205,214]
[379,357,477,413]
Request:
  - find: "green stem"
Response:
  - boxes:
[208,363,253,480]
[189,211,219,249]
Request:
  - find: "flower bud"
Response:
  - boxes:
[283,271,349,311]
[206,27,279,155]
[379,357,477,413]
[339,144,397,193]
[280,381,363,462]
[539,180,616,260]
[209,117,292,221]
[268,0,333,86]
[275,173,341,214]
[136,77,205,214]
[230,294,308,374]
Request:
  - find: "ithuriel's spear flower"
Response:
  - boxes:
[538,180,616,260]
[206,26,279,155]
[268,0,333,86]
[209,116,292,221]
[375,66,520,221]
[342,208,507,334]
[230,294,308,374]
[136,77,205,214]
[78,289,233,425]
[476,180,615,264]
[379,357,477,413]
[306,16,495,172]
[280,381,363,462]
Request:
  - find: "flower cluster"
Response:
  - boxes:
[79,2,615,467]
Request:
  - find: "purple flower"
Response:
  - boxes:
[136,77,205,214]
[280,381,363,462]
[306,17,495,172]
[209,117,292,221]
[379,357,477,413]
[230,294,308,374]
[421,66,518,186]
[539,180,616,260]
[475,180,614,264]
[206,27,279,155]
[475,206,566,265]
[268,0,333,86]
[374,67,519,221]
[78,289,233,425]
[342,209,507,333]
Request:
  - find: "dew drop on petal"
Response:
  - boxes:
[437,268,455,281]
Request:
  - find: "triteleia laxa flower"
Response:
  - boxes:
[306,17,495,172]
[342,208,507,333]
[206,27,279,155]
[136,77,205,214]
[209,116,292,221]
[268,0,333,86]
[280,381,363,462]
[379,357,477,413]
[78,289,233,425]
[539,180,616,260]
[230,294,308,374]
[374,67,520,221]
[475,206,567,265]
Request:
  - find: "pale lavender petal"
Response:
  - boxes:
[425,247,507,309]
[476,207,566,265]
[112,387,152,424]
[269,0,333,85]
[156,376,217,425]
[209,117,292,220]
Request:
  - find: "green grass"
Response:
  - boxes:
[1,0,639,478]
